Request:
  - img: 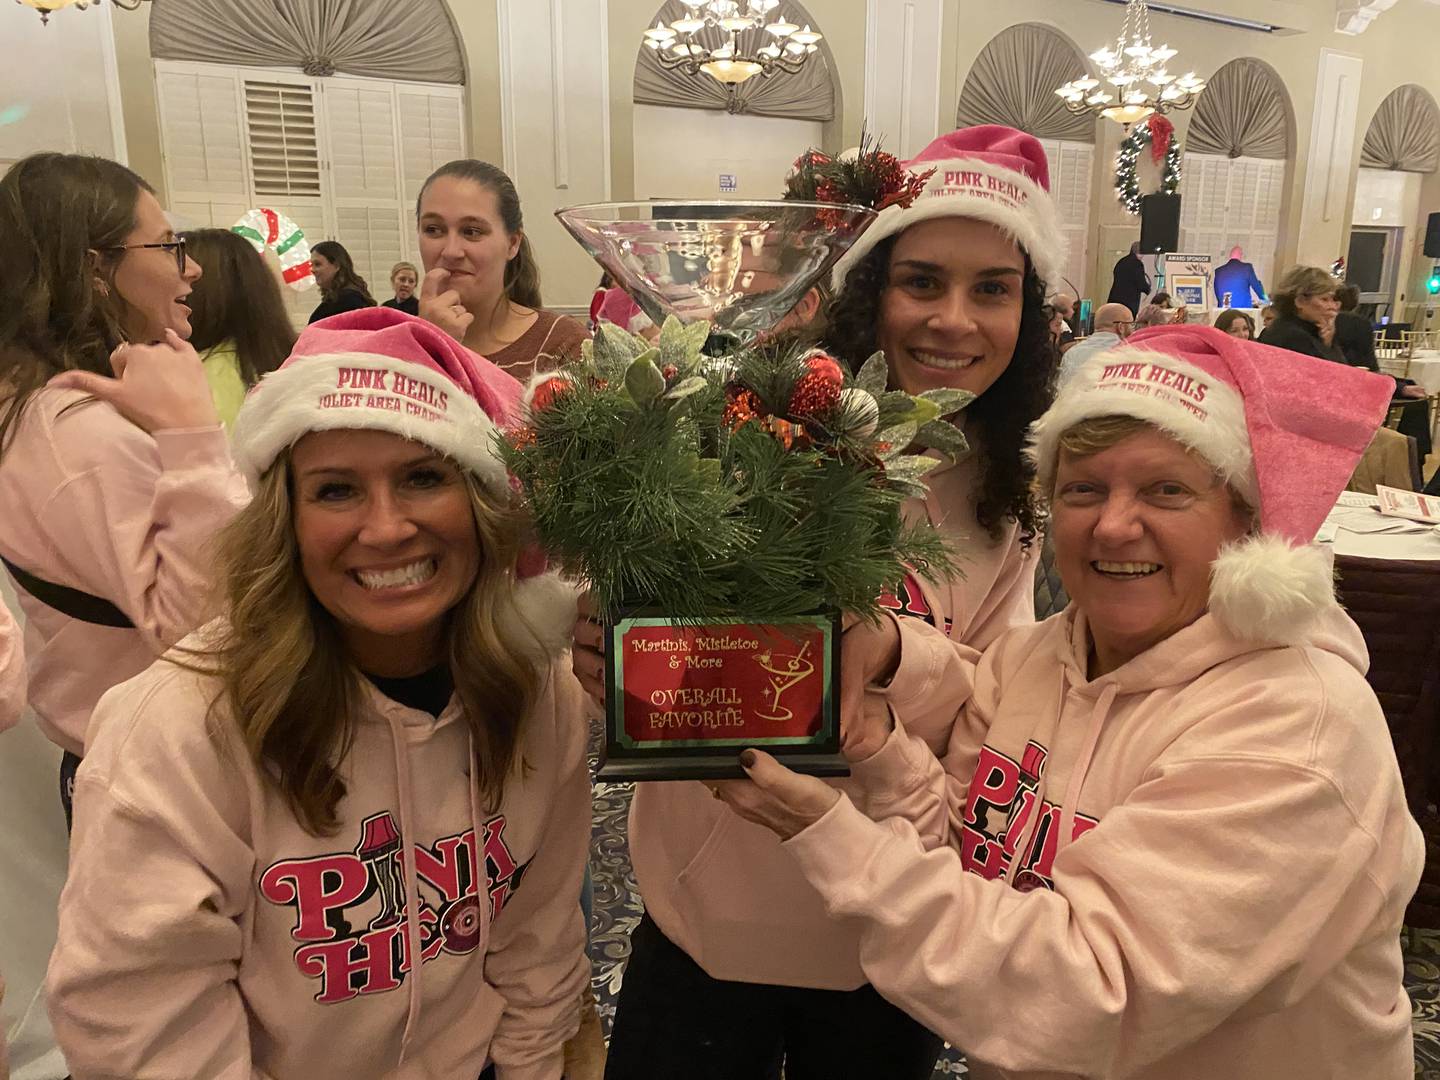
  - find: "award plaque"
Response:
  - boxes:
[599,611,844,782]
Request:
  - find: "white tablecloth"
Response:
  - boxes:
[1323,499,1440,560]
[1380,353,1440,396]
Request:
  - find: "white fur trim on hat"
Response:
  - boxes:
[830,158,1068,291]
[503,571,580,659]
[231,352,511,493]
[1026,349,1259,508]
[1209,535,1337,645]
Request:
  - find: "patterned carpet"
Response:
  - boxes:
[585,720,1440,1078]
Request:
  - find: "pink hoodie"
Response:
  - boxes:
[0,388,248,754]
[47,645,591,1080]
[627,441,1040,989]
[0,600,25,732]
[784,605,1422,1078]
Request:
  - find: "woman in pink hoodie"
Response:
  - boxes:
[586,126,1063,1078]
[0,154,249,823]
[48,309,591,1079]
[719,326,1423,1079]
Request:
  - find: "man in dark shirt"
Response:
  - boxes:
[1107,242,1150,316]
[1332,284,1379,371]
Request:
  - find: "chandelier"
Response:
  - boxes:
[642,0,823,89]
[1055,0,1205,126]
[18,0,150,24]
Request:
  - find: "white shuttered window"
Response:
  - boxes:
[1179,152,1285,293]
[155,60,466,327]
[1038,138,1094,296]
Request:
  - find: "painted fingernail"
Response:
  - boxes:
[739,749,757,769]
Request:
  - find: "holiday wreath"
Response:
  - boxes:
[1115,114,1182,215]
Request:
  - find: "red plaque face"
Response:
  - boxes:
[608,616,837,750]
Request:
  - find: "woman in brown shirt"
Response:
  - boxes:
[414,160,588,382]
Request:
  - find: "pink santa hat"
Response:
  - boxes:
[231,307,576,658]
[829,124,1068,292]
[1027,324,1395,644]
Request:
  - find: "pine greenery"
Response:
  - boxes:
[499,318,966,623]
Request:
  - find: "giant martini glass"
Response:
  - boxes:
[556,200,876,337]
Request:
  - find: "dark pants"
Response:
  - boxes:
[605,913,944,1080]
[60,750,81,832]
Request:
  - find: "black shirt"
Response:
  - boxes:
[365,664,454,718]
[309,288,374,324]
[382,296,420,317]
[1257,313,1345,364]
[1332,310,1380,373]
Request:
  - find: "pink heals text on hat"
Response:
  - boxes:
[828,124,1068,295]
[1028,324,1395,646]
[230,307,523,492]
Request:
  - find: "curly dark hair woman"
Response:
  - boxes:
[825,233,1057,546]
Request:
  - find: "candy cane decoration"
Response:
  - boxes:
[232,208,314,291]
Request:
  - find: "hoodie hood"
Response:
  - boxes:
[1055,603,1370,695]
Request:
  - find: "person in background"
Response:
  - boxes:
[715,326,1420,1080]
[588,272,613,330]
[1212,245,1268,308]
[308,240,375,324]
[1261,304,1278,331]
[416,159,588,382]
[1258,267,1344,362]
[1135,303,1171,329]
[588,123,1058,1080]
[180,228,297,431]
[1107,241,1150,316]
[1333,283,1381,372]
[1051,291,1077,345]
[1214,308,1255,340]
[0,153,248,824]
[48,309,590,1080]
[1056,302,1134,386]
[381,260,420,316]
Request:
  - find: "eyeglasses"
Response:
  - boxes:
[101,238,188,275]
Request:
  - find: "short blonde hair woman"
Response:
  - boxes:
[383,260,421,316]
[1258,266,1343,362]
[49,309,590,1080]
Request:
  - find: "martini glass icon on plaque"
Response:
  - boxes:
[755,640,816,724]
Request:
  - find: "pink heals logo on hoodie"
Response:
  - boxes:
[960,741,1099,891]
[877,573,954,637]
[258,811,529,1004]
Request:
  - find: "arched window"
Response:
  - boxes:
[1362,85,1440,174]
[150,0,464,84]
[1179,58,1292,295]
[955,23,1095,294]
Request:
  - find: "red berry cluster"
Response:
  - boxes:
[723,387,764,430]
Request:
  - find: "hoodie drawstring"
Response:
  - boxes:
[922,481,965,640]
[388,708,425,1061]
[1059,682,1115,853]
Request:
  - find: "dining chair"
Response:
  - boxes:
[1334,556,1440,929]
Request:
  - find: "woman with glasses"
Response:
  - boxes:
[0,153,247,822]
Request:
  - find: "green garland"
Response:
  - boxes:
[1115,124,1182,215]
[499,318,965,623]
